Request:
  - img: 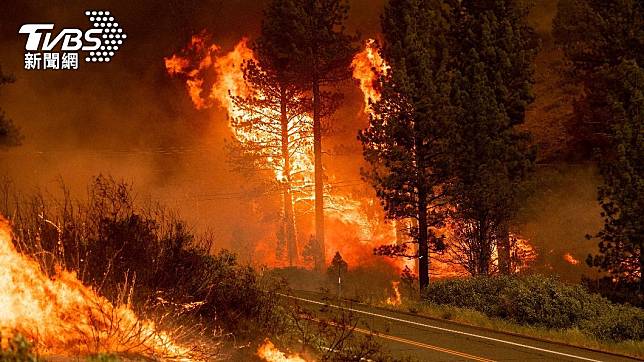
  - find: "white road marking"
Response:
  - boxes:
[282,293,604,362]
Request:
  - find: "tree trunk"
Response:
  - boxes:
[639,243,644,295]
[280,87,297,266]
[478,220,490,275]
[417,187,429,292]
[497,222,511,274]
[313,79,325,271]
[282,189,297,265]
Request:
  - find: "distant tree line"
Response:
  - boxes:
[360,0,538,290]
[554,0,643,295]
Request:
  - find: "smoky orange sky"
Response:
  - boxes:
[0,0,385,262]
[0,0,600,278]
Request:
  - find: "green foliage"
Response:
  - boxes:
[553,0,643,77]
[553,0,643,157]
[582,276,644,307]
[0,333,38,362]
[425,274,644,342]
[263,0,358,86]
[447,0,538,275]
[360,0,457,290]
[554,0,644,290]
[586,61,644,288]
[581,304,644,342]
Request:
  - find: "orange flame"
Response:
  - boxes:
[166,35,400,269]
[0,217,197,359]
[351,39,388,114]
[563,252,579,265]
[165,36,537,276]
[257,339,307,362]
[351,40,537,277]
[385,281,402,306]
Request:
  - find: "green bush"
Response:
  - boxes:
[86,353,120,362]
[425,275,644,342]
[5,176,284,340]
[581,305,644,342]
[0,333,38,361]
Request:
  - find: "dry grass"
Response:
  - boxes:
[378,299,644,359]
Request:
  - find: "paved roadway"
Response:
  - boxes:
[285,290,641,362]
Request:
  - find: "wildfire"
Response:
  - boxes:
[165,35,537,277]
[0,217,197,359]
[563,252,580,265]
[165,34,398,268]
[351,38,388,113]
[257,339,307,362]
[351,39,538,276]
[385,281,402,306]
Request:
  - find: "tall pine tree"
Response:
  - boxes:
[228,13,311,266]
[261,0,358,270]
[359,0,456,291]
[555,0,644,289]
[553,0,643,157]
[586,61,644,291]
[448,0,537,275]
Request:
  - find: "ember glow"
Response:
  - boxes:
[351,39,537,276]
[165,36,536,276]
[385,281,402,306]
[165,35,399,269]
[351,38,389,113]
[564,252,580,265]
[257,339,307,362]
[0,217,196,359]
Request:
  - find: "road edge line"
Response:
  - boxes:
[282,293,607,362]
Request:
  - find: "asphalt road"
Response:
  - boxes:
[286,290,641,362]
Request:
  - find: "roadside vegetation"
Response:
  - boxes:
[372,274,644,359]
[0,176,397,361]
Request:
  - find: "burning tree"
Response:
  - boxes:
[228,21,312,266]
[166,35,400,271]
[359,0,457,291]
[262,0,358,270]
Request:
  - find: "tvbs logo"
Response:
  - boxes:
[19,11,127,70]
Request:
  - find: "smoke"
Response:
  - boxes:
[0,0,384,258]
[0,0,599,281]
[519,165,603,282]
[0,4,225,259]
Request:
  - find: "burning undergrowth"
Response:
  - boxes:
[0,176,286,359]
[0,216,204,359]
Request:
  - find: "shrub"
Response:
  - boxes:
[581,305,644,342]
[425,274,644,342]
[582,276,644,307]
[3,176,283,341]
[0,333,38,362]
